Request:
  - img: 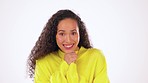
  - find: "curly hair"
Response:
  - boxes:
[27,9,92,78]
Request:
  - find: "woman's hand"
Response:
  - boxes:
[64,52,77,65]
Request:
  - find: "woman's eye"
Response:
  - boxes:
[59,33,64,36]
[72,32,77,35]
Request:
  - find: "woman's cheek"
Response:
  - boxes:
[74,35,79,42]
[57,37,63,43]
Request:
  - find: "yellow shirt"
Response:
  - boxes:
[34,47,110,83]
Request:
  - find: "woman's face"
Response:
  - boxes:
[56,18,80,53]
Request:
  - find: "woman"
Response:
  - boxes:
[27,9,110,83]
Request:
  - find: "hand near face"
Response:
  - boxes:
[64,52,77,65]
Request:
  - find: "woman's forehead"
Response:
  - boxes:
[57,18,79,31]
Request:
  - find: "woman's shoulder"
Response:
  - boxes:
[86,47,102,54]
[87,48,106,63]
[36,52,58,64]
[84,47,105,58]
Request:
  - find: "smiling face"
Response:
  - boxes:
[56,18,80,53]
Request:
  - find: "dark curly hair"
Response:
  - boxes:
[27,9,92,78]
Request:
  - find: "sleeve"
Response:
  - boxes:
[34,60,79,83]
[34,59,51,83]
[66,63,79,83]
[93,51,110,83]
[34,60,69,83]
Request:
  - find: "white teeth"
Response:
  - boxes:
[64,44,73,48]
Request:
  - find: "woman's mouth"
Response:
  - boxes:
[63,44,74,49]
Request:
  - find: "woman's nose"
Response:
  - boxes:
[65,35,71,43]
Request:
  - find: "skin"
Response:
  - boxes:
[56,18,80,64]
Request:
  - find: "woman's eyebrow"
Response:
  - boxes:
[57,30,65,32]
[71,29,77,31]
[57,29,77,32]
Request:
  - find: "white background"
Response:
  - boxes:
[0,0,148,83]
